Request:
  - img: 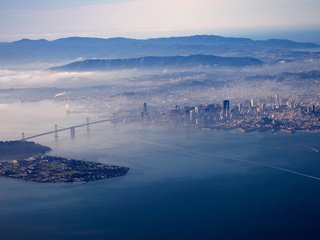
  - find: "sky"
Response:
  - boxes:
[0,0,320,42]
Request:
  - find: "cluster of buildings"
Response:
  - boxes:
[138,95,320,133]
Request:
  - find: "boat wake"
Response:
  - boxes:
[310,147,319,153]
[140,140,320,182]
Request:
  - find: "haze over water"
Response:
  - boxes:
[1,101,320,240]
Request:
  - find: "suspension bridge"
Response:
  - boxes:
[21,117,127,141]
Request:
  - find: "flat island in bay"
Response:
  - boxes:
[0,141,129,183]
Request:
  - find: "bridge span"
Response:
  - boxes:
[21,117,126,141]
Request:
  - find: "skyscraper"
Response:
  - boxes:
[223,100,230,117]
[143,102,148,113]
[275,94,280,106]
[250,99,254,108]
[141,102,148,119]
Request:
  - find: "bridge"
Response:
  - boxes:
[21,117,127,141]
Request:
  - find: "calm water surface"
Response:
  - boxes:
[1,101,320,240]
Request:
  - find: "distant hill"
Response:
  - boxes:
[49,54,263,72]
[0,35,318,64]
[0,141,51,160]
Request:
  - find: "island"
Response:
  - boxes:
[0,141,129,183]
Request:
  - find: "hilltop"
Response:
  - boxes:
[0,35,318,64]
[49,54,263,72]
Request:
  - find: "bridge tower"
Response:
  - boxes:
[86,117,90,131]
[21,132,25,140]
[112,113,117,127]
[54,124,59,138]
[70,127,76,139]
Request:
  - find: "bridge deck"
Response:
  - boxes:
[21,117,125,141]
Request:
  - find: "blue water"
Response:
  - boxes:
[1,124,320,240]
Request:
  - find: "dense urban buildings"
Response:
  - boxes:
[137,95,320,133]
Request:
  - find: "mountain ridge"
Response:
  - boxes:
[6,35,319,47]
[1,35,318,64]
[49,54,263,72]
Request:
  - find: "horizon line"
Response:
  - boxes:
[1,33,320,44]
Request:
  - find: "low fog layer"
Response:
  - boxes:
[1,34,319,118]
[0,58,319,117]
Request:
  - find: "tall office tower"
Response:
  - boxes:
[250,99,254,108]
[189,109,195,122]
[223,100,230,117]
[238,103,243,113]
[275,94,280,106]
[143,102,148,113]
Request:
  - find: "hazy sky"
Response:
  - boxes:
[1,0,320,41]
